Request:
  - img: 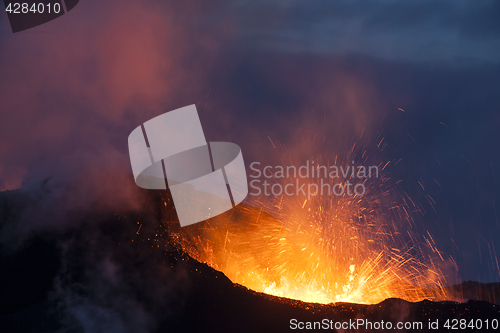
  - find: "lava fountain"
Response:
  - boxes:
[167,147,449,305]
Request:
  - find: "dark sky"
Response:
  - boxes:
[0,0,499,285]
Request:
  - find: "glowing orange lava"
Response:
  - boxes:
[164,133,452,305]
[169,174,449,304]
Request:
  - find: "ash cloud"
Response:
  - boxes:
[0,0,231,242]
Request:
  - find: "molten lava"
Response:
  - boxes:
[168,173,449,304]
[162,127,453,305]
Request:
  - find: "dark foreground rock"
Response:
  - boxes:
[0,189,499,332]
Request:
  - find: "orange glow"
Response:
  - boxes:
[168,156,449,305]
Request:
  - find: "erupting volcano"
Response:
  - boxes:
[165,148,450,305]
